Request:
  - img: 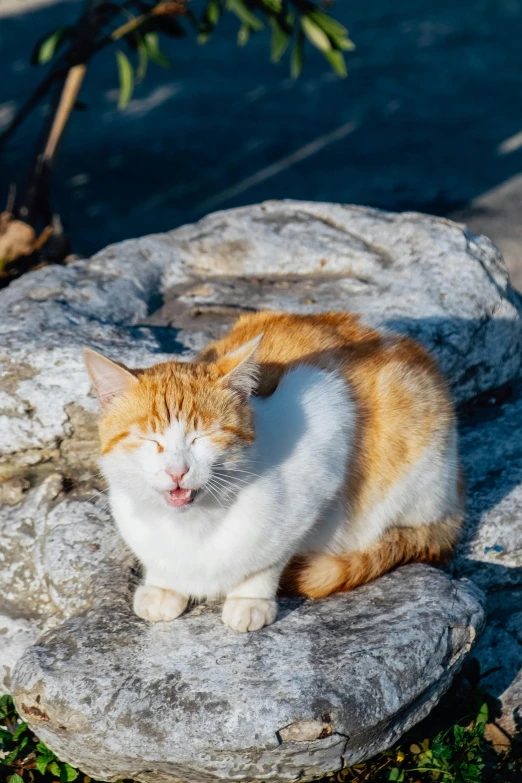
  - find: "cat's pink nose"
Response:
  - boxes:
[165,468,188,486]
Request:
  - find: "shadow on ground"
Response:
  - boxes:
[1,0,522,263]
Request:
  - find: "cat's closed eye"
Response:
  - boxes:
[140,437,163,452]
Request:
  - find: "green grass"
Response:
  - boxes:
[1,660,521,783]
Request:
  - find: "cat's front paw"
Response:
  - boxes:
[222,597,278,632]
[134,584,188,623]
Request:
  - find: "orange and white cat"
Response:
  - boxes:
[84,311,463,633]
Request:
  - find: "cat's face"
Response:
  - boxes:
[84,337,261,511]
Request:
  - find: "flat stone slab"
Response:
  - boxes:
[12,566,485,783]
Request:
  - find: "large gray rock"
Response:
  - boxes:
[12,566,485,783]
[1,201,521,483]
[0,475,132,692]
[458,390,522,591]
[2,201,521,779]
[454,386,522,736]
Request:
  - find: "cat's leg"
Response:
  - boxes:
[134,583,189,623]
[222,564,283,632]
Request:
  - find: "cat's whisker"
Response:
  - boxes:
[207,479,253,501]
[217,467,262,479]
[209,486,240,501]
[207,477,241,499]
[204,483,225,510]
[209,473,245,489]
[212,472,251,489]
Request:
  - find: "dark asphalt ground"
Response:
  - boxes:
[1,0,522,283]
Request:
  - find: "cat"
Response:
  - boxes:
[84,311,463,633]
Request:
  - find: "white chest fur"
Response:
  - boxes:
[107,365,355,599]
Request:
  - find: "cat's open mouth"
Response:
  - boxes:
[164,488,197,508]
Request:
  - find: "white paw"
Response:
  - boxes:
[222,597,278,633]
[133,585,188,623]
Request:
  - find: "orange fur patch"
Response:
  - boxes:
[98,359,255,456]
[280,516,462,598]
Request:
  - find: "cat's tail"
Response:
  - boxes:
[280,517,462,599]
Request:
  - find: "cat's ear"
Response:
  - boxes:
[83,347,138,411]
[216,333,263,398]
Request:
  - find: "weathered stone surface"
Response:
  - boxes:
[454,386,522,736]
[2,201,522,779]
[0,476,131,692]
[1,201,521,481]
[457,389,522,591]
[12,566,485,783]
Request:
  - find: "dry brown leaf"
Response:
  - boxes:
[0,215,53,275]
[0,218,36,267]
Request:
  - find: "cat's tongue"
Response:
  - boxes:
[165,488,194,507]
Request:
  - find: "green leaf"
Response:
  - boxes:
[12,722,27,740]
[5,746,19,764]
[453,724,466,743]
[0,694,13,716]
[306,10,355,53]
[206,0,221,26]
[308,9,349,41]
[261,0,283,11]
[268,17,290,63]
[136,38,148,83]
[49,760,61,776]
[388,768,400,781]
[143,33,171,69]
[301,15,331,53]
[115,50,134,110]
[33,27,66,66]
[226,0,264,31]
[8,774,24,783]
[337,37,356,52]
[237,23,251,46]
[36,755,50,775]
[63,764,79,781]
[323,49,347,77]
[36,741,53,755]
[476,701,489,728]
[290,28,304,79]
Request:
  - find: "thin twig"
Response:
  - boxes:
[43,64,88,161]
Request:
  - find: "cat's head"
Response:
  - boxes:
[83,336,262,511]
